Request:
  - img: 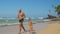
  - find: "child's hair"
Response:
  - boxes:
[28,17,30,21]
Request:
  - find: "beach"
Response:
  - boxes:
[37,21,60,34]
[0,21,60,34]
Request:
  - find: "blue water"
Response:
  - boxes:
[0,18,51,26]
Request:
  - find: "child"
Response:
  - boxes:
[28,17,36,34]
[28,17,33,31]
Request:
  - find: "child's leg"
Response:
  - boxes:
[29,30,32,34]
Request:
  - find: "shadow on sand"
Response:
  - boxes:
[32,31,36,34]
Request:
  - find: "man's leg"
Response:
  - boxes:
[20,22,26,34]
[22,24,26,31]
[21,19,26,34]
[21,19,26,32]
[22,25,26,34]
[18,23,22,34]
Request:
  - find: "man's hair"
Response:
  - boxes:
[19,9,22,13]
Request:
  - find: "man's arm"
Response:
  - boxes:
[23,13,26,18]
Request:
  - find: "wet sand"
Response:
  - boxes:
[0,21,60,34]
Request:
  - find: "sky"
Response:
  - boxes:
[0,0,60,18]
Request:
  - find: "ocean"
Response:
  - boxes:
[0,18,51,27]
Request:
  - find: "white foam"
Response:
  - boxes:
[43,19,51,21]
[0,23,19,26]
[38,17,43,19]
[0,22,28,26]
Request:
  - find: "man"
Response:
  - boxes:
[18,9,26,34]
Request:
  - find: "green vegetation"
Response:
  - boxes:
[55,5,60,17]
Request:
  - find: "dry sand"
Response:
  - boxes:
[37,21,60,34]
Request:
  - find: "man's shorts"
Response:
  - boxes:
[19,19,24,23]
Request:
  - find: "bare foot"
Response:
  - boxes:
[18,32,20,34]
